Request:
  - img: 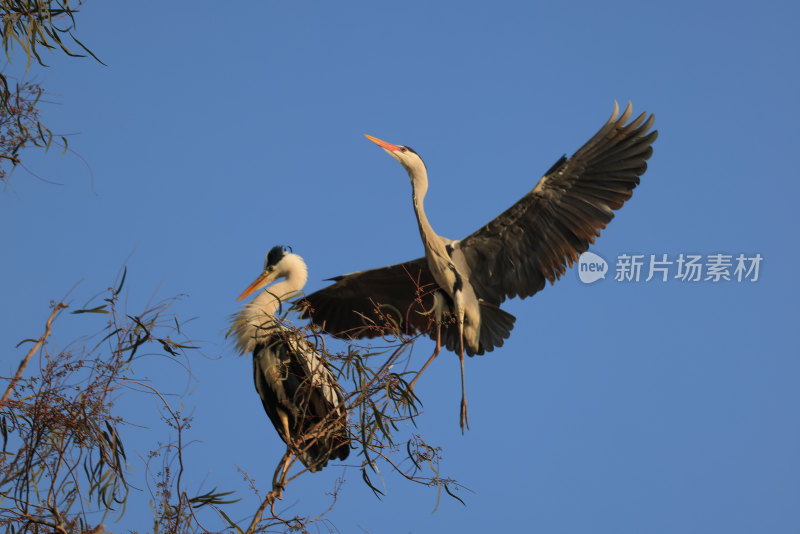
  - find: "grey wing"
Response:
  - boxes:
[453,101,657,304]
[292,336,350,462]
[300,257,440,339]
[259,333,350,467]
[289,335,345,409]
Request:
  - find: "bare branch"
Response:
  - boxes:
[0,301,66,409]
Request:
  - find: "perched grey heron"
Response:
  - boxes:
[231,245,349,472]
[302,102,657,430]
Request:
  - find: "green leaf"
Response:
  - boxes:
[70,32,106,65]
[361,469,384,499]
[444,482,466,506]
[158,338,178,356]
[114,266,127,296]
[371,402,393,446]
[407,440,421,471]
[189,488,240,507]
[72,305,109,314]
[15,338,38,348]
[218,508,244,534]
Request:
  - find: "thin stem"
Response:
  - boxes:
[0,302,66,410]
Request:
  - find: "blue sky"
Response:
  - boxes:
[1,1,798,532]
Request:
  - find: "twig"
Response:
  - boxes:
[245,478,284,534]
[0,302,66,410]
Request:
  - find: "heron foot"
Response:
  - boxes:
[267,485,284,504]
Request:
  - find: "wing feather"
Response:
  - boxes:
[454,101,657,304]
[300,257,440,339]
[253,335,349,470]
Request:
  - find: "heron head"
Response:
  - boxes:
[364,134,427,176]
[236,245,298,301]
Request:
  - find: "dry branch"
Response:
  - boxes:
[0,301,65,409]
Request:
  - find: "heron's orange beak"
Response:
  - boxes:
[364,134,401,153]
[236,272,273,301]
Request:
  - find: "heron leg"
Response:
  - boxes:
[278,409,292,448]
[271,410,293,496]
[409,319,442,392]
[271,450,291,499]
[458,321,469,433]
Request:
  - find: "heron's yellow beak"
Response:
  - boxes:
[236,271,276,301]
[364,134,401,153]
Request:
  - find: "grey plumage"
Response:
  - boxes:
[303,102,656,351]
[301,102,656,430]
[251,333,349,472]
[232,247,349,471]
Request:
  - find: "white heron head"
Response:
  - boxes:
[364,134,428,187]
[236,245,307,301]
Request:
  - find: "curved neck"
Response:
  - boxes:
[253,261,307,315]
[410,168,448,259]
[232,256,308,354]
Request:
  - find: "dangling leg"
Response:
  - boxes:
[458,317,469,433]
[409,318,441,392]
[451,291,470,432]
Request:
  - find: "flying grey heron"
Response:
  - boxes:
[231,245,350,472]
[301,102,657,430]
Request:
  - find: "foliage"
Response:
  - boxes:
[0,275,206,532]
[0,275,464,533]
[0,78,48,182]
[0,0,100,185]
[0,0,100,68]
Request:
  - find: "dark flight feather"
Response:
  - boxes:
[302,102,656,354]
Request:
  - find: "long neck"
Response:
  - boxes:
[232,256,308,354]
[250,267,307,319]
[410,168,449,259]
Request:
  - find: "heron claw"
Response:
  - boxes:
[459,397,470,433]
[268,485,284,504]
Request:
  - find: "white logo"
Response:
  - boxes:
[578,252,608,284]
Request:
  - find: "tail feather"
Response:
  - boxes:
[438,302,516,356]
[297,424,350,472]
[476,301,516,355]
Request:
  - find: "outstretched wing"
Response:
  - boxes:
[453,101,657,304]
[300,257,440,339]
